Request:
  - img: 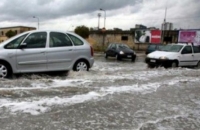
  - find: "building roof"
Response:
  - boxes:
[0,26,36,29]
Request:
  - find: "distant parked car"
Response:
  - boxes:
[145,44,165,55]
[145,43,200,68]
[0,30,94,78]
[105,43,137,61]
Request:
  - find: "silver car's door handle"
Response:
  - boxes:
[68,49,72,51]
[40,51,45,53]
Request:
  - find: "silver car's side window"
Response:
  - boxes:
[4,34,28,49]
[23,32,47,49]
[68,34,84,46]
[50,32,73,47]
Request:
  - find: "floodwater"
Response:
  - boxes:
[0,55,200,130]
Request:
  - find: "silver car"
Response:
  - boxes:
[0,30,94,78]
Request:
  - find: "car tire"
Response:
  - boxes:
[131,56,136,62]
[196,61,200,69]
[171,61,178,68]
[116,54,121,61]
[148,64,155,68]
[0,62,12,79]
[73,60,89,71]
[105,53,108,59]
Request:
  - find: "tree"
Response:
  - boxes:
[74,25,89,39]
[6,30,17,38]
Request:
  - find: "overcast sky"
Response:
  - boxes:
[0,0,199,31]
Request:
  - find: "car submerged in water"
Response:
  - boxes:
[0,30,94,78]
[145,43,200,68]
[104,43,137,61]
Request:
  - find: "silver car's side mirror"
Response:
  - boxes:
[19,43,27,49]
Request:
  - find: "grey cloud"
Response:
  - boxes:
[0,0,141,22]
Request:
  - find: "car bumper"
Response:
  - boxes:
[89,57,95,68]
[145,57,173,67]
[119,54,136,59]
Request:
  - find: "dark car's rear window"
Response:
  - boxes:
[148,44,156,49]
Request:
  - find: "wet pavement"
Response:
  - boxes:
[0,54,200,130]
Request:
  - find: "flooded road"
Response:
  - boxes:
[0,55,200,130]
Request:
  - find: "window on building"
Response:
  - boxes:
[15,30,17,34]
[121,36,128,41]
[1,31,4,36]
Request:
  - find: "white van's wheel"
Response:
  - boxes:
[171,61,178,68]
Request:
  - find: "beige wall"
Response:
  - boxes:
[88,33,148,51]
[0,27,36,43]
[89,33,135,50]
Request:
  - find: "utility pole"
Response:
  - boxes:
[98,13,101,29]
[33,16,39,29]
[162,7,167,44]
[100,8,106,29]
[100,8,106,50]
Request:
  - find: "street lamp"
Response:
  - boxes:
[33,16,39,29]
[100,8,106,29]
[97,13,101,29]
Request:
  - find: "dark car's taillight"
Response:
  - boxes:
[90,46,94,56]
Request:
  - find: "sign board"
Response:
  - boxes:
[178,30,200,45]
[135,30,161,44]
[151,30,161,43]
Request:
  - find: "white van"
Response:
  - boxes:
[145,43,200,68]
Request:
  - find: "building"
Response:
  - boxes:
[161,22,173,30]
[89,30,136,51]
[148,27,159,30]
[0,26,36,42]
[162,30,179,44]
[135,24,147,29]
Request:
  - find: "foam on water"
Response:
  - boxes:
[0,91,101,115]
[0,76,199,115]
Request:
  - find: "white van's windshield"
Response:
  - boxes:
[161,44,183,52]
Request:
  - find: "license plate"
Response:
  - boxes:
[150,59,156,62]
[127,55,132,58]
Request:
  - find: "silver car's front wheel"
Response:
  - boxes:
[73,61,89,71]
[0,64,8,78]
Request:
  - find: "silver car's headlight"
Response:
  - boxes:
[119,51,124,54]
[159,56,168,60]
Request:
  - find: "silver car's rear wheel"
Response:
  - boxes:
[0,64,8,78]
[73,61,89,71]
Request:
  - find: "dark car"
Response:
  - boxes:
[105,43,137,61]
[145,44,165,55]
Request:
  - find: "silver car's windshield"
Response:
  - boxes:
[161,45,183,52]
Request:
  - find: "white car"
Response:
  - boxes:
[145,43,200,68]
